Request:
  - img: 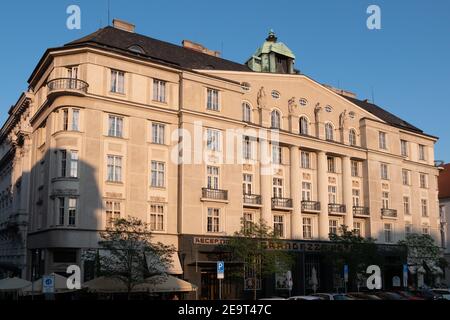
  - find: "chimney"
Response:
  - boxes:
[182,40,220,57]
[112,19,135,33]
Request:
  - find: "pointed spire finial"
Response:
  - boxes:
[266,29,277,42]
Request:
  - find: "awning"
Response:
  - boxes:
[0,277,31,292]
[22,273,72,295]
[145,252,183,275]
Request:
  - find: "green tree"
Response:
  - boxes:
[398,233,446,270]
[86,217,175,298]
[221,219,294,300]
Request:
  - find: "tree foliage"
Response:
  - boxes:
[398,233,444,268]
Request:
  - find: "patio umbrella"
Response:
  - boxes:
[0,277,31,292]
[22,273,71,295]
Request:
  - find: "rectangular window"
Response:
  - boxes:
[151,123,165,144]
[328,185,337,204]
[353,222,362,237]
[382,192,390,209]
[72,109,80,131]
[108,115,123,137]
[68,198,77,226]
[273,178,283,198]
[207,88,219,111]
[150,204,164,231]
[60,150,67,177]
[153,79,166,103]
[63,109,69,131]
[206,128,221,151]
[70,151,78,178]
[243,136,252,160]
[107,155,122,182]
[301,151,310,169]
[380,163,389,180]
[421,199,428,217]
[329,219,338,235]
[418,144,426,160]
[243,212,254,233]
[151,161,165,188]
[207,208,220,233]
[273,215,284,238]
[401,140,408,157]
[384,223,393,243]
[302,182,311,201]
[272,145,282,164]
[403,196,410,215]
[422,225,429,235]
[327,157,335,173]
[351,160,359,177]
[303,218,312,239]
[420,173,428,188]
[379,132,387,150]
[402,169,410,186]
[105,201,121,228]
[111,70,125,94]
[352,189,360,207]
[207,166,219,190]
[58,197,65,226]
[243,174,253,195]
[67,66,78,79]
[405,224,412,235]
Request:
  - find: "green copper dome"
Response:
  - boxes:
[252,30,296,59]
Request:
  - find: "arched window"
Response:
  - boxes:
[299,117,309,135]
[242,102,251,123]
[271,110,281,129]
[349,129,357,146]
[128,45,146,54]
[325,123,334,141]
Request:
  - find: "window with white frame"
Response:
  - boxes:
[151,161,165,188]
[422,225,429,235]
[301,151,310,169]
[352,189,360,207]
[327,157,335,173]
[62,108,80,131]
[243,174,253,195]
[302,182,311,201]
[150,204,164,231]
[405,223,412,235]
[69,151,78,178]
[384,223,393,243]
[419,173,428,188]
[107,155,122,182]
[272,145,282,164]
[273,178,283,198]
[403,196,410,215]
[110,70,125,94]
[207,88,219,111]
[153,79,166,103]
[243,212,254,233]
[271,110,281,129]
[353,222,362,237]
[207,208,220,233]
[105,201,121,228]
[418,144,426,160]
[68,198,77,226]
[67,66,79,79]
[206,128,221,151]
[351,160,359,177]
[207,166,219,190]
[303,217,312,239]
[402,169,410,186]
[72,109,80,131]
[421,199,428,217]
[382,192,389,209]
[299,117,308,135]
[380,163,389,180]
[273,215,284,238]
[243,136,252,160]
[328,185,337,204]
[401,140,408,157]
[349,129,357,146]
[152,123,165,144]
[242,102,251,122]
[379,132,387,150]
[56,197,77,226]
[325,123,334,141]
[329,219,338,236]
[108,115,123,137]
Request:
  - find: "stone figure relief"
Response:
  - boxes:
[288,97,298,114]
[257,86,267,110]
[339,109,348,130]
[314,103,322,122]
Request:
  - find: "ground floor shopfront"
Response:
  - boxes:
[179,235,408,300]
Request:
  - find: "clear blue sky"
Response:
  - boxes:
[1,0,449,161]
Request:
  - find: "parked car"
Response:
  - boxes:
[288,296,323,301]
[431,289,450,300]
[311,293,355,300]
[411,288,446,300]
[347,292,382,300]
[392,290,425,300]
[374,292,407,300]
[258,297,286,300]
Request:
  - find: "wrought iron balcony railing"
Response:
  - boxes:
[353,206,370,216]
[328,203,346,214]
[271,197,293,209]
[202,188,228,201]
[243,194,262,206]
[47,78,89,95]
[301,200,321,212]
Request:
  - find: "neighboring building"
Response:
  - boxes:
[0,20,441,297]
[438,163,450,285]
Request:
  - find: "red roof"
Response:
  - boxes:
[439,163,450,199]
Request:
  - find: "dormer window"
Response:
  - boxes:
[128,45,145,54]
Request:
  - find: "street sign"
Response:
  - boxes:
[217,261,224,279]
[344,265,349,282]
[403,264,408,287]
[42,275,55,294]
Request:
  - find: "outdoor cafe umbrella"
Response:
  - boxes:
[0,277,31,292]
[21,273,71,295]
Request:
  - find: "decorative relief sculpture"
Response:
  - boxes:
[314,103,322,122]
[257,86,267,110]
[339,109,348,130]
[288,97,298,114]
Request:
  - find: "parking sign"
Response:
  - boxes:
[217,261,224,279]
